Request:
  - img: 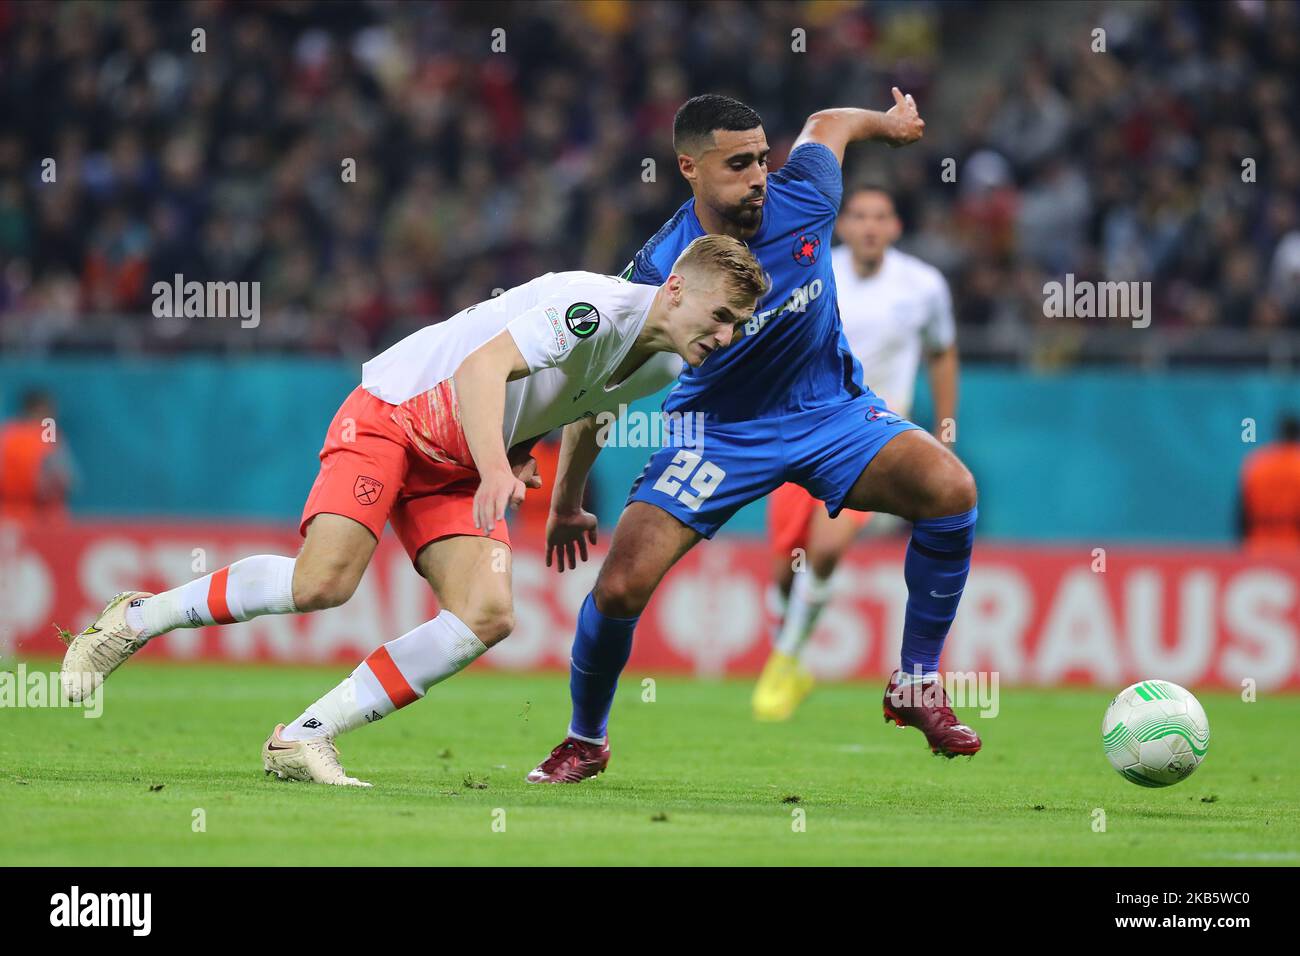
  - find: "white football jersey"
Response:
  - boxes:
[361,271,681,449]
[831,246,955,416]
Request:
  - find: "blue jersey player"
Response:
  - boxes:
[527,90,981,783]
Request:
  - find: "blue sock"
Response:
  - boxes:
[900,506,977,676]
[568,592,639,741]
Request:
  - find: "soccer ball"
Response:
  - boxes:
[1101,680,1210,788]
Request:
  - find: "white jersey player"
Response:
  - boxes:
[832,243,955,419]
[754,185,960,722]
[61,235,766,786]
[361,273,681,463]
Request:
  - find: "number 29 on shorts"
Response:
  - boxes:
[650,450,726,512]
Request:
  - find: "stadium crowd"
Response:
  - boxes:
[1,0,1297,357]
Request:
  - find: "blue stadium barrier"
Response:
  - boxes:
[4,358,1298,542]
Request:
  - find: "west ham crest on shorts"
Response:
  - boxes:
[353,475,384,505]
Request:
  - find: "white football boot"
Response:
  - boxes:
[262,724,372,788]
[59,591,154,702]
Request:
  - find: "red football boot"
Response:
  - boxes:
[882,672,982,758]
[525,736,611,784]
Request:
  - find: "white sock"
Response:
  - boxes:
[281,610,488,741]
[774,570,833,657]
[125,555,298,639]
[766,583,788,620]
[894,667,941,685]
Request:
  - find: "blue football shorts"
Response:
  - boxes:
[624,389,923,538]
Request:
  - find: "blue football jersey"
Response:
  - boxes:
[626,142,865,422]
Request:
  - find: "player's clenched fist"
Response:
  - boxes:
[474,469,528,533]
[882,87,924,147]
[545,508,598,573]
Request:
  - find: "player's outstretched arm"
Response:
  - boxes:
[454,330,532,533]
[793,87,925,165]
[546,417,601,572]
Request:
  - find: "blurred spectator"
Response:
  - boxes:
[0,389,76,523]
[0,0,1296,358]
[1239,414,1300,552]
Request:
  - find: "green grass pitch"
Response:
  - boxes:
[2,660,1297,866]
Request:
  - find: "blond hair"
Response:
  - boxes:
[671,234,768,307]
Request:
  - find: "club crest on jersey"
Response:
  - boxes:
[565,302,600,339]
[791,231,820,266]
[354,475,384,505]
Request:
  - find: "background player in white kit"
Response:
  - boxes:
[753,185,960,721]
[60,235,766,785]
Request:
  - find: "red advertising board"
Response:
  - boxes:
[3,519,1298,689]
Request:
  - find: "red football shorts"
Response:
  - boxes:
[300,383,509,563]
[767,482,872,559]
